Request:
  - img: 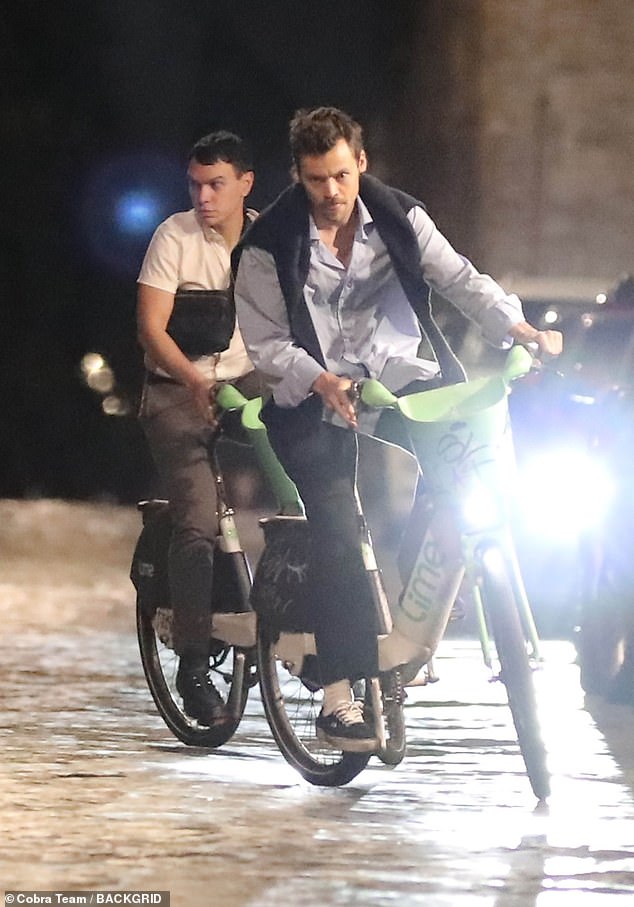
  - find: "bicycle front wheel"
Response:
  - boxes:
[137,602,252,748]
[257,616,370,786]
[479,544,551,801]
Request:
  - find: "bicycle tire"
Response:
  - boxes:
[256,615,370,786]
[136,600,252,747]
[479,543,551,801]
[576,560,630,699]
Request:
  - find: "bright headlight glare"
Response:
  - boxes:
[462,486,503,532]
[517,449,614,537]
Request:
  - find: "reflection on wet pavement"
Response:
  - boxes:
[3,631,634,906]
[1,501,633,905]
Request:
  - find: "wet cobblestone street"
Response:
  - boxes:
[1,501,634,905]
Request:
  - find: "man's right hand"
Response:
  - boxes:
[190,376,218,425]
[312,371,358,428]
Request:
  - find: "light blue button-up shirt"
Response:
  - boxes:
[234,198,524,408]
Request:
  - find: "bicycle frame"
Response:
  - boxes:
[359,344,542,677]
[220,347,542,683]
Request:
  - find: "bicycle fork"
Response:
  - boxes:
[471,536,542,672]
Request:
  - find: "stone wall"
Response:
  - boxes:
[387,0,634,283]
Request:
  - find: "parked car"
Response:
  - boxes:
[508,274,634,702]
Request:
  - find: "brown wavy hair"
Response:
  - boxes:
[289,107,364,172]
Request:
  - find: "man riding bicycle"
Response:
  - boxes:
[233,106,562,751]
[137,131,261,727]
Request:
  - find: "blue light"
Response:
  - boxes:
[80,151,184,275]
[115,191,160,234]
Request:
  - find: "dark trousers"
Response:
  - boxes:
[139,370,262,658]
[262,395,380,685]
[261,379,439,685]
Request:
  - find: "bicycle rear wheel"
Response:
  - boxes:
[479,543,551,801]
[132,500,254,747]
[256,616,370,786]
[137,602,252,747]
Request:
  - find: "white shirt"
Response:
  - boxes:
[234,198,525,407]
[138,208,254,381]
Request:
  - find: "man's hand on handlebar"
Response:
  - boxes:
[509,321,563,361]
[532,329,563,358]
[312,371,358,428]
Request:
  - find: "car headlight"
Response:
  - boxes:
[516,448,614,539]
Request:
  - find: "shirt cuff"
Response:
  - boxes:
[272,358,325,408]
[477,295,525,348]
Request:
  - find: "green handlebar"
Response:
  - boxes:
[214,347,531,519]
[502,344,534,383]
[360,379,398,409]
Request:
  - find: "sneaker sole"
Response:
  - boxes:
[180,700,233,727]
[316,727,379,753]
[186,711,232,726]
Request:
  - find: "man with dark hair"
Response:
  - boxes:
[289,106,364,166]
[189,130,256,184]
[233,106,562,751]
[137,131,259,726]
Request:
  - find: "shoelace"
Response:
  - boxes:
[331,699,366,727]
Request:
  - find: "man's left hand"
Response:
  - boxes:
[509,321,563,358]
[532,329,563,358]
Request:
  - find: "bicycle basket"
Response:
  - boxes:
[397,375,516,502]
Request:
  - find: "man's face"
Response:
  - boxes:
[187,159,254,230]
[297,138,367,229]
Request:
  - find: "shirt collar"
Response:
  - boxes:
[202,225,225,244]
[196,207,257,244]
[192,209,224,244]
[356,197,373,239]
[308,197,374,242]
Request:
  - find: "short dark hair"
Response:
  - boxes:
[289,107,364,171]
[188,130,253,174]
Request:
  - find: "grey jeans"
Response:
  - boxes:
[139,370,262,658]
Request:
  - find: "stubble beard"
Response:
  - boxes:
[317,199,353,229]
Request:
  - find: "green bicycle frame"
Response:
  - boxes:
[360,344,541,672]
[216,345,541,673]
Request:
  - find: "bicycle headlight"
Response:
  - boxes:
[461,485,506,533]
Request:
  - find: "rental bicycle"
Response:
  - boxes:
[226,346,550,799]
[130,398,260,748]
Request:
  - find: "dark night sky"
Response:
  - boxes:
[1,1,422,503]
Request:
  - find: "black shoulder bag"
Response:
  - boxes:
[166,288,235,357]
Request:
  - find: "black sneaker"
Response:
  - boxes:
[316,700,378,753]
[176,664,230,726]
